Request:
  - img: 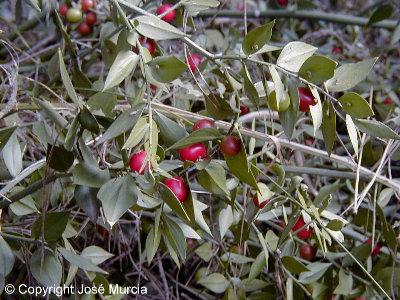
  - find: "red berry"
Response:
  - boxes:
[78,22,91,35]
[193,119,215,131]
[188,54,202,72]
[365,238,381,257]
[85,12,97,25]
[305,138,314,145]
[299,244,316,261]
[81,0,94,12]
[59,4,69,16]
[130,151,152,174]
[138,37,156,56]
[156,4,176,22]
[163,176,187,202]
[277,0,288,6]
[354,298,365,300]
[186,238,196,248]
[179,143,207,162]
[298,87,316,112]
[237,3,244,11]
[240,106,250,115]
[150,84,158,90]
[332,45,343,55]
[96,225,109,238]
[253,194,270,209]
[292,216,313,239]
[384,97,393,104]
[220,136,241,157]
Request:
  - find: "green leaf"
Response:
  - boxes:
[390,22,400,46]
[346,115,359,157]
[161,182,191,222]
[326,58,378,92]
[23,0,41,12]
[33,98,68,128]
[145,226,162,264]
[2,133,22,177]
[248,251,266,281]
[198,161,228,195]
[88,91,117,118]
[169,128,221,149]
[149,56,187,83]
[242,21,275,55]
[58,49,82,108]
[353,119,400,140]
[326,219,343,231]
[122,117,148,149]
[65,116,80,151]
[277,41,317,72]
[198,273,230,294]
[31,211,70,241]
[72,163,111,188]
[321,100,336,156]
[164,217,186,261]
[195,242,213,262]
[220,253,254,264]
[30,249,62,287]
[338,92,374,119]
[58,247,107,274]
[81,246,114,265]
[184,0,220,16]
[218,205,233,239]
[0,236,14,276]
[298,55,337,84]
[78,106,100,134]
[155,113,188,147]
[9,196,38,216]
[282,256,310,274]
[74,185,101,223]
[103,50,139,91]
[97,176,138,226]
[279,81,299,140]
[298,262,331,284]
[0,126,16,153]
[205,93,233,120]
[333,269,353,295]
[134,15,189,40]
[309,87,322,136]
[368,4,393,26]
[243,65,259,107]
[96,104,145,145]
[46,144,74,172]
[224,144,258,188]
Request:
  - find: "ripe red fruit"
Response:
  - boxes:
[150,84,158,90]
[277,0,288,6]
[186,238,196,248]
[332,45,343,54]
[59,4,69,16]
[365,238,381,257]
[78,22,91,35]
[130,151,152,174]
[138,37,156,56]
[179,143,207,162]
[292,216,313,239]
[188,54,202,72]
[220,136,241,157]
[81,0,94,12]
[253,194,270,209]
[299,244,316,261]
[163,176,187,202]
[298,87,316,112]
[384,97,393,104]
[193,119,215,131]
[354,298,365,300]
[240,106,250,115]
[85,12,97,25]
[156,4,176,22]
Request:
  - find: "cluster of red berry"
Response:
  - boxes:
[59,0,97,35]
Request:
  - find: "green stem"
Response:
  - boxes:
[197,9,397,29]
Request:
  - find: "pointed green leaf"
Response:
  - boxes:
[277,41,317,72]
[134,15,189,40]
[298,55,337,84]
[103,50,139,90]
[30,249,62,287]
[321,100,336,155]
[149,56,187,83]
[242,21,275,55]
[353,119,400,140]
